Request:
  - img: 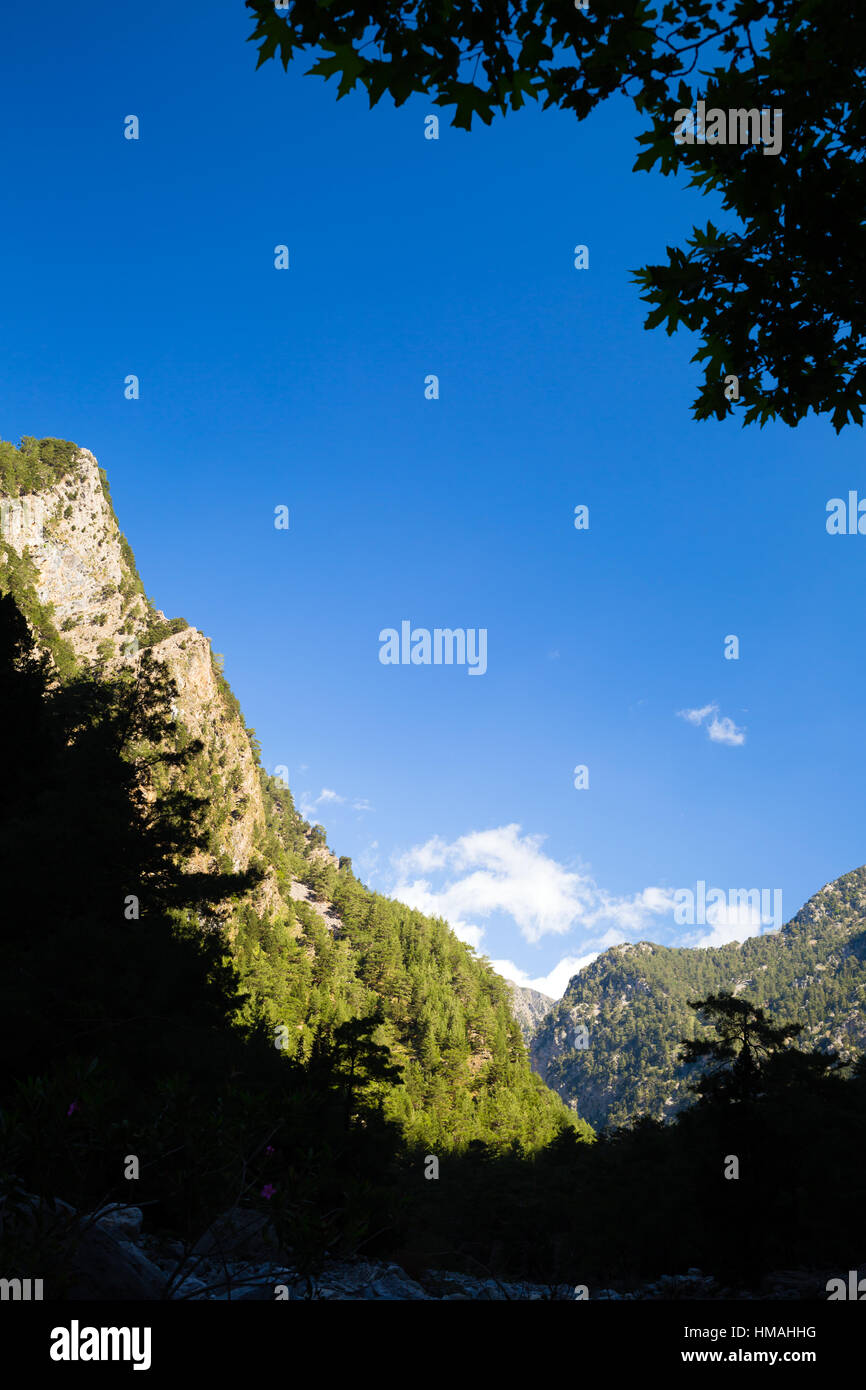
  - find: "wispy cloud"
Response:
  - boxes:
[677,702,746,745]
[300,788,343,818]
[678,703,717,726]
[300,787,375,819]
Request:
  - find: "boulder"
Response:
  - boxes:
[93,1204,143,1241]
[66,1226,167,1300]
[192,1208,281,1261]
[0,1192,76,1241]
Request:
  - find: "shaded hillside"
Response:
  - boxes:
[0,435,581,1153]
[532,869,866,1129]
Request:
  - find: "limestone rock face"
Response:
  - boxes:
[505,981,554,1045]
[288,879,343,934]
[1,446,278,903]
[150,625,265,876]
[1,447,149,662]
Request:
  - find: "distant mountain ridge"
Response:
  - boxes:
[505,981,554,1043]
[531,867,866,1129]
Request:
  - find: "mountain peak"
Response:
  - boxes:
[532,862,866,1129]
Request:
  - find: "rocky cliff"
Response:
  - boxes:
[0,445,149,663]
[0,440,285,915]
[506,981,554,1044]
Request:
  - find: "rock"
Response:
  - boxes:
[0,1191,76,1241]
[192,1208,281,1261]
[368,1267,429,1300]
[505,981,555,1045]
[67,1228,167,1300]
[171,1275,209,1299]
[2,1193,161,1299]
[232,1282,277,1302]
[6,445,284,906]
[93,1204,143,1240]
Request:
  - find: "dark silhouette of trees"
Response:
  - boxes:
[679,990,837,1103]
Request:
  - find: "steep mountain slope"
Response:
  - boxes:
[0,435,581,1151]
[506,981,554,1043]
[0,435,280,909]
[532,867,866,1129]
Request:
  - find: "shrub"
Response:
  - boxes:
[0,437,80,497]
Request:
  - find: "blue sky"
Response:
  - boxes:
[2,3,864,996]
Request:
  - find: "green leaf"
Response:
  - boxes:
[306,45,366,99]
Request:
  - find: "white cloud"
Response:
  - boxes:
[396,835,451,874]
[492,954,598,1000]
[392,825,594,946]
[388,825,780,996]
[586,886,679,932]
[678,703,717,726]
[354,840,380,880]
[390,825,676,957]
[707,714,746,746]
[300,788,342,819]
[300,787,375,819]
[677,702,745,745]
[686,896,761,948]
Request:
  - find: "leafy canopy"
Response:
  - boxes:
[247,1,866,432]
